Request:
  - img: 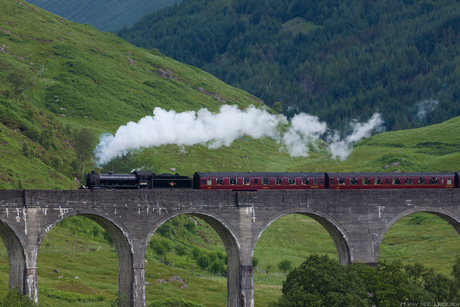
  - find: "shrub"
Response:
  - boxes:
[175,244,187,256]
[147,298,204,307]
[196,254,210,269]
[0,288,37,307]
[39,286,104,303]
[184,221,196,234]
[210,260,225,274]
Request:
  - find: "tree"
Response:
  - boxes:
[269,255,368,307]
[265,264,272,281]
[449,255,460,301]
[197,254,210,269]
[22,142,30,157]
[50,156,62,171]
[210,260,225,274]
[272,101,283,113]
[6,68,32,94]
[73,127,97,180]
[269,255,451,307]
[252,256,259,268]
[278,259,292,277]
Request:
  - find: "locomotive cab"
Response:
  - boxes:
[132,170,153,189]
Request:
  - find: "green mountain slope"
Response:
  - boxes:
[26,0,181,32]
[0,0,264,189]
[117,0,460,132]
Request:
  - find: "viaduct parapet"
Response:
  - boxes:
[0,189,459,306]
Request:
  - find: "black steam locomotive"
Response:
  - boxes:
[84,171,460,191]
[85,171,193,189]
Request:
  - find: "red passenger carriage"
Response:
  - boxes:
[193,172,326,190]
[327,172,456,190]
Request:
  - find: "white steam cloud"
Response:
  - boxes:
[95,105,384,165]
[326,113,384,160]
[416,99,438,120]
[281,113,327,157]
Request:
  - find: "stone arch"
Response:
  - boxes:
[145,210,241,307]
[0,218,27,293]
[375,207,460,258]
[251,208,352,265]
[38,209,136,305]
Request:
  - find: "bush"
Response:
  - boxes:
[191,247,200,259]
[147,298,204,307]
[269,255,451,307]
[278,259,292,276]
[252,256,259,268]
[196,254,210,269]
[157,222,173,237]
[175,244,187,256]
[0,288,37,307]
[184,221,196,234]
[149,237,171,256]
[6,68,32,93]
[39,286,104,303]
[210,260,225,274]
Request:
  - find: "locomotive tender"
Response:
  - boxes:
[85,171,460,190]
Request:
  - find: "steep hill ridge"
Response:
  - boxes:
[0,0,264,189]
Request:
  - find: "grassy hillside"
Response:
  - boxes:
[0,0,264,189]
[26,0,181,32]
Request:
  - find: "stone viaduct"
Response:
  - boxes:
[0,188,459,306]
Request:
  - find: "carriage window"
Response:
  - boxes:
[418,178,425,184]
[301,178,309,185]
[313,178,318,185]
[216,178,224,185]
[319,179,323,184]
[447,178,452,185]
[349,178,358,185]
[330,179,335,185]
[243,178,250,185]
[207,178,212,185]
[392,178,401,185]
[275,178,283,185]
[202,179,206,185]
[230,178,237,185]
[430,177,437,184]
[362,178,370,185]
[338,178,346,185]
[375,178,382,185]
[262,178,269,185]
[441,178,445,184]
[255,179,259,184]
[405,178,413,184]
[385,178,390,184]
[288,178,296,185]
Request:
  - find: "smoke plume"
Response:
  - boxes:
[326,113,384,160]
[416,99,438,120]
[95,105,384,165]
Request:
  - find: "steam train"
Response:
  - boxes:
[85,171,460,190]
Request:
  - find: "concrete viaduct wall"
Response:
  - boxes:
[0,189,459,306]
